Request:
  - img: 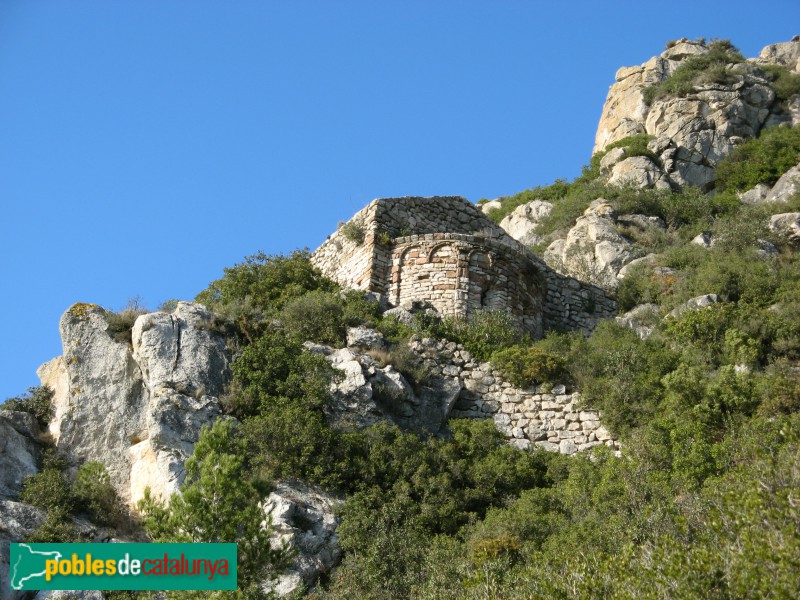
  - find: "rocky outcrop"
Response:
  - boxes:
[263,482,343,597]
[1,500,46,600]
[616,304,662,339]
[668,294,722,318]
[607,155,672,190]
[754,39,800,73]
[498,200,554,246]
[765,163,800,203]
[769,212,800,244]
[595,39,800,190]
[0,412,40,500]
[544,201,637,290]
[37,302,231,505]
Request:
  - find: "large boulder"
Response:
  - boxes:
[765,163,800,203]
[544,202,636,290]
[498,200,554,246]
[607,156,672,190]
[262,482,343,597]
[754,38,800,73]
[0,500,47,600]
[38,302,231,506]
[769,212,800,244]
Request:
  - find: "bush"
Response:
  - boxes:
[339,220,366,245]
[761,64,800,107]
[73,461,124,527]
[643,39,745,105]
[280,290,347,345]
[715,125,800,191]
[3,386,53,429]
[491,345,568,388]
[196,250,336,315]
[105,298,148,345]
[442,310,528,361]
[20,451,74,513]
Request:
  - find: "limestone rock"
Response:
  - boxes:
[608,156,672,190]
[382,306,415,326]
[765,163,800,203]
[40,302,231,505]
[669,294,722,318]
[617,253,657,279]
[263,481,343,597]
[616,304,662,339]
[739,183,771,204]
[595,39,788,190]
[0,500,46,600]
[499,200,554,246]
[755,39,800,73]
[691,232,713,248]
[544,210,636,290]
[346,326,385,350]
[616,214,667,232]
[769,212,800,244]
[0,411,41,500]
[479,199,502,215]
[34,592,105,599]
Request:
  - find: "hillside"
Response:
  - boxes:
[2,37,800,599]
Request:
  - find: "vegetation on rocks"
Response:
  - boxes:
[642,39,745,105]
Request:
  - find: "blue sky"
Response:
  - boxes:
[1,1,799,400]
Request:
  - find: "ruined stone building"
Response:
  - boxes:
[312,196,616,335]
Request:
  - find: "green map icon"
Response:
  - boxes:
[10,543,63,590]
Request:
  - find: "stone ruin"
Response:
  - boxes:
[312,196,616,335]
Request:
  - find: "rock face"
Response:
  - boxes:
[595,38,799,190]
[544,201,637,290]
[0,412,40,501]
[38,302,231,505]
[0,500,46,600]
[498,200,554,246]
[616,304,662,339]
[263,482,343,597]
[669,294,722,318]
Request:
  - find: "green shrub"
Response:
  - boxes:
[280,290,347,345]
[196,250,336,315]
[715,125,800,191]
[761,64,800,107]
[138,419,290,594]
[589,134,659,175]
[339,220,366,245]
[643,39,745,105]
[25,508,80,544]
[3,386,53,429]
[73,461,124,527]
[106,305,147,345]
[491,345,568,388]
[485,180,572,225]
[20,451,75,513]
[229,328,340,418]
[385,342,431,388]
[442,310,528,361]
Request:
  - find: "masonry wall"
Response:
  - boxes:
[312,196,616,337]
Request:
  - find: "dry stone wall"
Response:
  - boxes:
[407,336,618,454]
[312,196,615,336]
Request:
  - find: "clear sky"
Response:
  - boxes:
[1,0,798,401]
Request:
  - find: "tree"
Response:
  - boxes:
[138,419,289,597]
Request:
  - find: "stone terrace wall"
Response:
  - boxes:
[312,196,616,337]
[411,336,617,453]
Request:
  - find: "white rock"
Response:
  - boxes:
[739,183,771,204]
[346,326,385,350]
[262,481,343,597]
[608,156,672,190]
[765,164,800,203]
[499,200,554,246]
[668,294,722,318]
[769,212,800,244]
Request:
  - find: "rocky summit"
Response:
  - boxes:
[3,36,800,600]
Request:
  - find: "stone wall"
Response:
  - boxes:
[407,336,617,454]
[312,196,616,336]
